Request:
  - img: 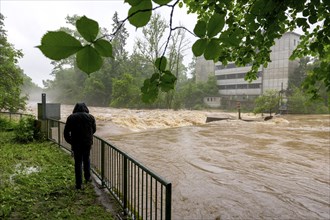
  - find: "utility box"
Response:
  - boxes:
[37,103,61,120]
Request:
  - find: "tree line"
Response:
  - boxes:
[41,13,218,109]
[0,7,328,114]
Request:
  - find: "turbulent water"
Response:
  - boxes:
[28,104,330,219]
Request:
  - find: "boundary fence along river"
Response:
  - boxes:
[0,112,172,220]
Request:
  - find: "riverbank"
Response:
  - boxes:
[0,130,118,219]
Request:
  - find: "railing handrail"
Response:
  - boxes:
[0,111,35,118]
[93,134,171,186]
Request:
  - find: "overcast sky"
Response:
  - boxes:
[1,0,197,87]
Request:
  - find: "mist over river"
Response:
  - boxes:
[28,104,330,219]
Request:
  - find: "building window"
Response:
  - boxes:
[227,63,236,68]
[237,84,248,89]
[216,72,261,80]
[216,75,226,80]
[215,65,224,70]
[218,83,261,90]
[226,84,236,89]
[248,83,261,89]
[237,73,246,79]
[227,74,236,79]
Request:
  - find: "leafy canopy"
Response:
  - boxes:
[0,13,27,112]
[38,0,330,102]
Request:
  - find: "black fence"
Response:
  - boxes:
[46,119,172,220]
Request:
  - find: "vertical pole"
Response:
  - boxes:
[42,93,46,120]
[46,120,49,140]
[123,156,128,213]
[237,102,241,120]
[39,93,48,136]
[101,141,105,186]
[165,183,172,220]
[57,122,61,147]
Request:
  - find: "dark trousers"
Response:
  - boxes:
[73,147,91,188]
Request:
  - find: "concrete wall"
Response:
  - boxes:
[203,97,221,107]
[195,56,215,82]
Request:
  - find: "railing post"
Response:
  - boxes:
[57,121,61,147]
[46,119,49,140]
[166,183,172,220]
[123,156,128,214]
[101,141,105,186]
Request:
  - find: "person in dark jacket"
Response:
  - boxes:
[64,103,96,189]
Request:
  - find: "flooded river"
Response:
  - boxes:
[29,105,330,219]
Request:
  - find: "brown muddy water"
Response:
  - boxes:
[28,104,330,219]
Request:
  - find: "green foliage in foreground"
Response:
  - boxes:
[0,131,114,219]
[38,0,329,102]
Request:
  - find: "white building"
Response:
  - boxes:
[196,32,301,104]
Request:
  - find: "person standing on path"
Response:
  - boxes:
[64,103,96,189]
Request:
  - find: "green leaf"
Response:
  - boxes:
[153,0,171,5]
[309,42,319,53]
[219,32,240,47]
[155,56,167,71]
[128,0,152,28]
[245,14,259,32]
[160,71,176,92]
[192,38,208,57]
[94,39,113,57]
[37,31,83,60]
[204,38,221,60]
[308,15,318,24]
[125,0,141,6]
[250,0,269,16]
[76,45,103,74]
[193,20,207,38]
[150,73,160,83]
[141,78,159,103]
[302,9,310,17]
[207,13,225,38]
[251,0,276,15]
[76,16,99,42]
[296,17,307,27]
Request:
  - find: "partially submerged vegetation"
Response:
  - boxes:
[0,117,114,219]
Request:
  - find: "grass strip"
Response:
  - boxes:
[0,131,114,219]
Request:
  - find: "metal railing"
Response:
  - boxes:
[46,119,172,220]
[0,112,34,121]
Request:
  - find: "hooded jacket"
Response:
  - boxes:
[64,103,96,149]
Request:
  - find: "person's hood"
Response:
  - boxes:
[72,103,89,113]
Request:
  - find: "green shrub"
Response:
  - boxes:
[14,117,43,143]
[0,117,15,131]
